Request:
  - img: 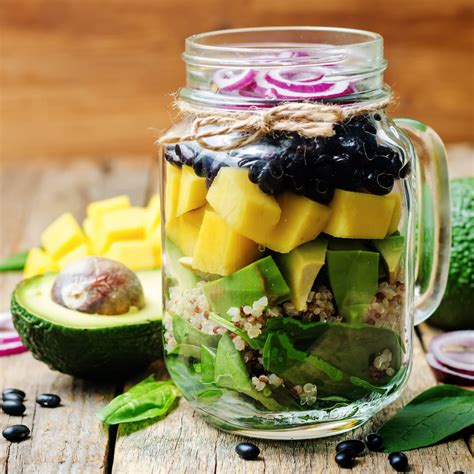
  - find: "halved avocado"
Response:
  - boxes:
[11,270,162,380]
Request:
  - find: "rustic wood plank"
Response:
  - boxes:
[0,158,152,473]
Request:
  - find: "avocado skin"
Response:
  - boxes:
[429,177,474,330]
[11,293,162,380]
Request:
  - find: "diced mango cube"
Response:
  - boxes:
[86,195,130,220]
[206,167,281,243]
[104,240,155,270]
[177,165,207,216]
[83,217,95,242]
[192,210,260,275]
[57,243,90,269]
[263,193,331,253]
[165,163,181,221]
[324,189,396,239]
[165,218,180,246]
[97,207,147,253]
[149,226,162,267]
[24,248,58,279]
[145,194,161,237]
[41,213,86,260]
[178,206,207,256]
[387,192,402,235]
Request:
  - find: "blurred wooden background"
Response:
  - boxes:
[1,0,473,163]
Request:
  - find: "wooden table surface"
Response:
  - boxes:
[0,147,473,473]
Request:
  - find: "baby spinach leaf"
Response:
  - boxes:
[172,314,219,348]
[378,384,474,451]
[200,346,216,383]
[97,375,180,425]
[208,312,260,349]
[0,250,28,272]
[214,334,282,410]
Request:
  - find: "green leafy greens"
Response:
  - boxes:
[378,384,474,451]
[0,250,28,272]
[97,375,180,425]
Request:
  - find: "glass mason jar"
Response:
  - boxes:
[159,27,450,439]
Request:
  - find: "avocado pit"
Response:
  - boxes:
[51,257,145,315]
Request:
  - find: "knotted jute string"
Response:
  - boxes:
[158,96,393,152]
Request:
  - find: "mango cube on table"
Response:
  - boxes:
[192,210,260,276]
[57,243,90,270]
[104,240,156,270]
[206,167,281,244]
[149,225,162,267]
[263,193,331,253]
[87,195,130,220]
[176,165,207,216]
[24,248,58,278]
[41,212,87,260]
[146,194,161,237]
[324,189,396,239]
[97,207,147,253]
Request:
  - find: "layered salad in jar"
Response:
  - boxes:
[161,66,410,425]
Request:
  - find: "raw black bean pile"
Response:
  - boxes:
[164,114,410,205]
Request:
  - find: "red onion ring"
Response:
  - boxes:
[212,69,257,92]
[429,330,474,373]
[264,69,327,92]
[426,353,474,386]
[0,311,26,356]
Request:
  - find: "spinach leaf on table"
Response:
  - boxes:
[378,384,474,452]
[97,375,180,425]
[0,250,28,272]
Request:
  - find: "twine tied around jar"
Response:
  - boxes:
[158,96,394,152]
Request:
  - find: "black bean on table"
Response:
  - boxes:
[335,449,355,468]
[2,392,24,402]
[365,433,384,451]
[36,393,61,408]
[2,424,30,443]
[235,442,260,460]
[388,452,409,472]
[1,400,26,416]
[2,388,25,399]
[336,439,365,456]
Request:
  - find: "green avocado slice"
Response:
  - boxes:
[11,270,162,380]
[372,235,405,283]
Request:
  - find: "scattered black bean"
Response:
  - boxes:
[365,433,384,451]
[388,452,408,472]
[36,393,61,408]
[2,392,24,402]
[453,471,464,474]
[1,400,26,416]
[335,449,355,468]
[336,439,365,456]
[2,388,25,399]
[2,424,30,443]
[235,442,260,460]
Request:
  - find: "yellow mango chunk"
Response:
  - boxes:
[165,163,181,221]
[83,217,95,242]
[149,226,162,267]
[263,193,331,253]
[165,218,180,246]
[24,248,58,279]
[41,213,86,260]
[104,240,155,270]
[57,243,90,269]
[146,194,161,237]
[97,207,147,253]
[177,165,207,216]
[87,195,130,220]
[193,210,260,275]
[206,167,281,243]
[178,206,207,256]
[324,189,395,239]
[387,192,402,235]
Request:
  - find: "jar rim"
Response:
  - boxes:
[184,26,383,68]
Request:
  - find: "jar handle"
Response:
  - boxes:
[394,118,451,325]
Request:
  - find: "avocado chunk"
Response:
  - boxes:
[327,250,379,322]
[372,235,405,283]
[275,237,328,311]
[165,238,199,290]
[203,256,291,316]
[10,270,162,380]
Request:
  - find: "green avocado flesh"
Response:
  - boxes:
[203,256,291,316]
[327,250,379,323]
[373,235,404,283]
[11,271,163,379]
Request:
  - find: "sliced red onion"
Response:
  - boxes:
[264,69,330,93]
[261,79,352,100]
[0,311,26,357]
[213,69,257,92]
[426,353,474,386]
[429,330,474,373]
